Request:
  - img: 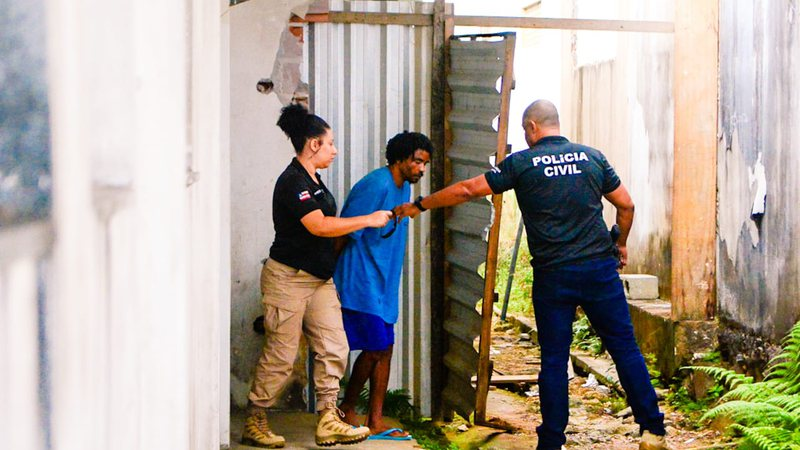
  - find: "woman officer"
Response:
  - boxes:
[242,104,392,448]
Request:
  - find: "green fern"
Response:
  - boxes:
[685,320,800,450]
[682,365,754,389]
[721,383,776,402]
[732,424,800,450]
[701,401,799,428]
[764,396,800,416]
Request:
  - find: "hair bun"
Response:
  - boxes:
[277,103,310,139]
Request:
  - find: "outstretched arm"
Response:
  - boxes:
[300,209,393,238]
[603,184,635,267]
[394,174,494,219]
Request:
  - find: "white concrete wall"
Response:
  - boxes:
[228,0,310,409]
[0,226,49,450]
[41,0,227,448]
[220,0,233,444]
[187,0,229,447]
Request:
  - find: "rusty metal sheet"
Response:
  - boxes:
[442,33,515,421]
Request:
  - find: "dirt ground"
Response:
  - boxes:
[446,320,732,450]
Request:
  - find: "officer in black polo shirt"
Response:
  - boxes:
[394,100,670,450]
[243,104,392,448]
[269,156,339,280]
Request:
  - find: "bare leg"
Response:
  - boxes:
[339,351,380,427]
[367,346,408,438]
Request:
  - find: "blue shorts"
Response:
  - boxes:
[341,308,394,352]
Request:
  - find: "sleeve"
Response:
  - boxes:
[484,153,518,194]
[599,153,622,194]
[340,176,389,239]
[278,172,326,220]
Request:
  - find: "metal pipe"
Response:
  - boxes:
[501,216,524,322]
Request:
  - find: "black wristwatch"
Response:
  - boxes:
[413,195,427,212]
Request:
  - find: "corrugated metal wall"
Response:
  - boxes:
[443,35,511,420]
[309,0,434,415]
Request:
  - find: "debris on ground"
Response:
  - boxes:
[451,317,733,449]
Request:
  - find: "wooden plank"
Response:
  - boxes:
[298,13,330,23]
[475,34,516,425]
[430,0,448,422]
[671,0,718,320]
[328,11,432,27]
[304,12,675,34]
[454,16,674,33]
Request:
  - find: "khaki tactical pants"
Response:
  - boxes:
[249,259,349,411]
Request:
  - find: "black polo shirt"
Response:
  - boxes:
[269,158,338,280]
[484,136,621,269]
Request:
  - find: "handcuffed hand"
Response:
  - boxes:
[393,202,421,220]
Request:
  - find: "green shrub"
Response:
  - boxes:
[643,353,663,387]
[572,314,603,356]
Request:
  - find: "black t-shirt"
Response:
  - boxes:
[484,136,621,270]
[269,158,338,280]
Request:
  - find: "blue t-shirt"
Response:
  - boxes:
[484,136,621,269]
[333,167,410,323]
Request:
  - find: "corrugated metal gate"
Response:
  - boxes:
[442,33,515,421]
[308,0,434,415]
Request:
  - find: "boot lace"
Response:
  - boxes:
[322,403,353,431]
[247,410,274,437]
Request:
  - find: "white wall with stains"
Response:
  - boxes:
[717,0,800,340]
[560,0,675,298]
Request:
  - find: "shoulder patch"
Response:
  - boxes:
[298,190,311,202]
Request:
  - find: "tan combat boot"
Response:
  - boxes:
[640,431,671,450]
[242,409,286,448]
[315,403,371,446]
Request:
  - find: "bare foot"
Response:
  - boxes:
[339,405,361,427]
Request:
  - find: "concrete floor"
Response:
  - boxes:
[230,408,419,450]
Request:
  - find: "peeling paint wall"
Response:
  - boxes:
[717,0,800,340]
[561,0,674,298]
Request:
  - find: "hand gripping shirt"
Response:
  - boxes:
[333,167,410,324]
[484,136,621,269]
[268,157,338,280]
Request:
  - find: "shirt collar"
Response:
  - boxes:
[533,135,569,147]
[291,157,321,185]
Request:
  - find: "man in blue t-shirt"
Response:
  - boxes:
[394,100,669,450]
[335,131,432,440]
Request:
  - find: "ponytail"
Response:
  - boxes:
[276,104,330,153]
